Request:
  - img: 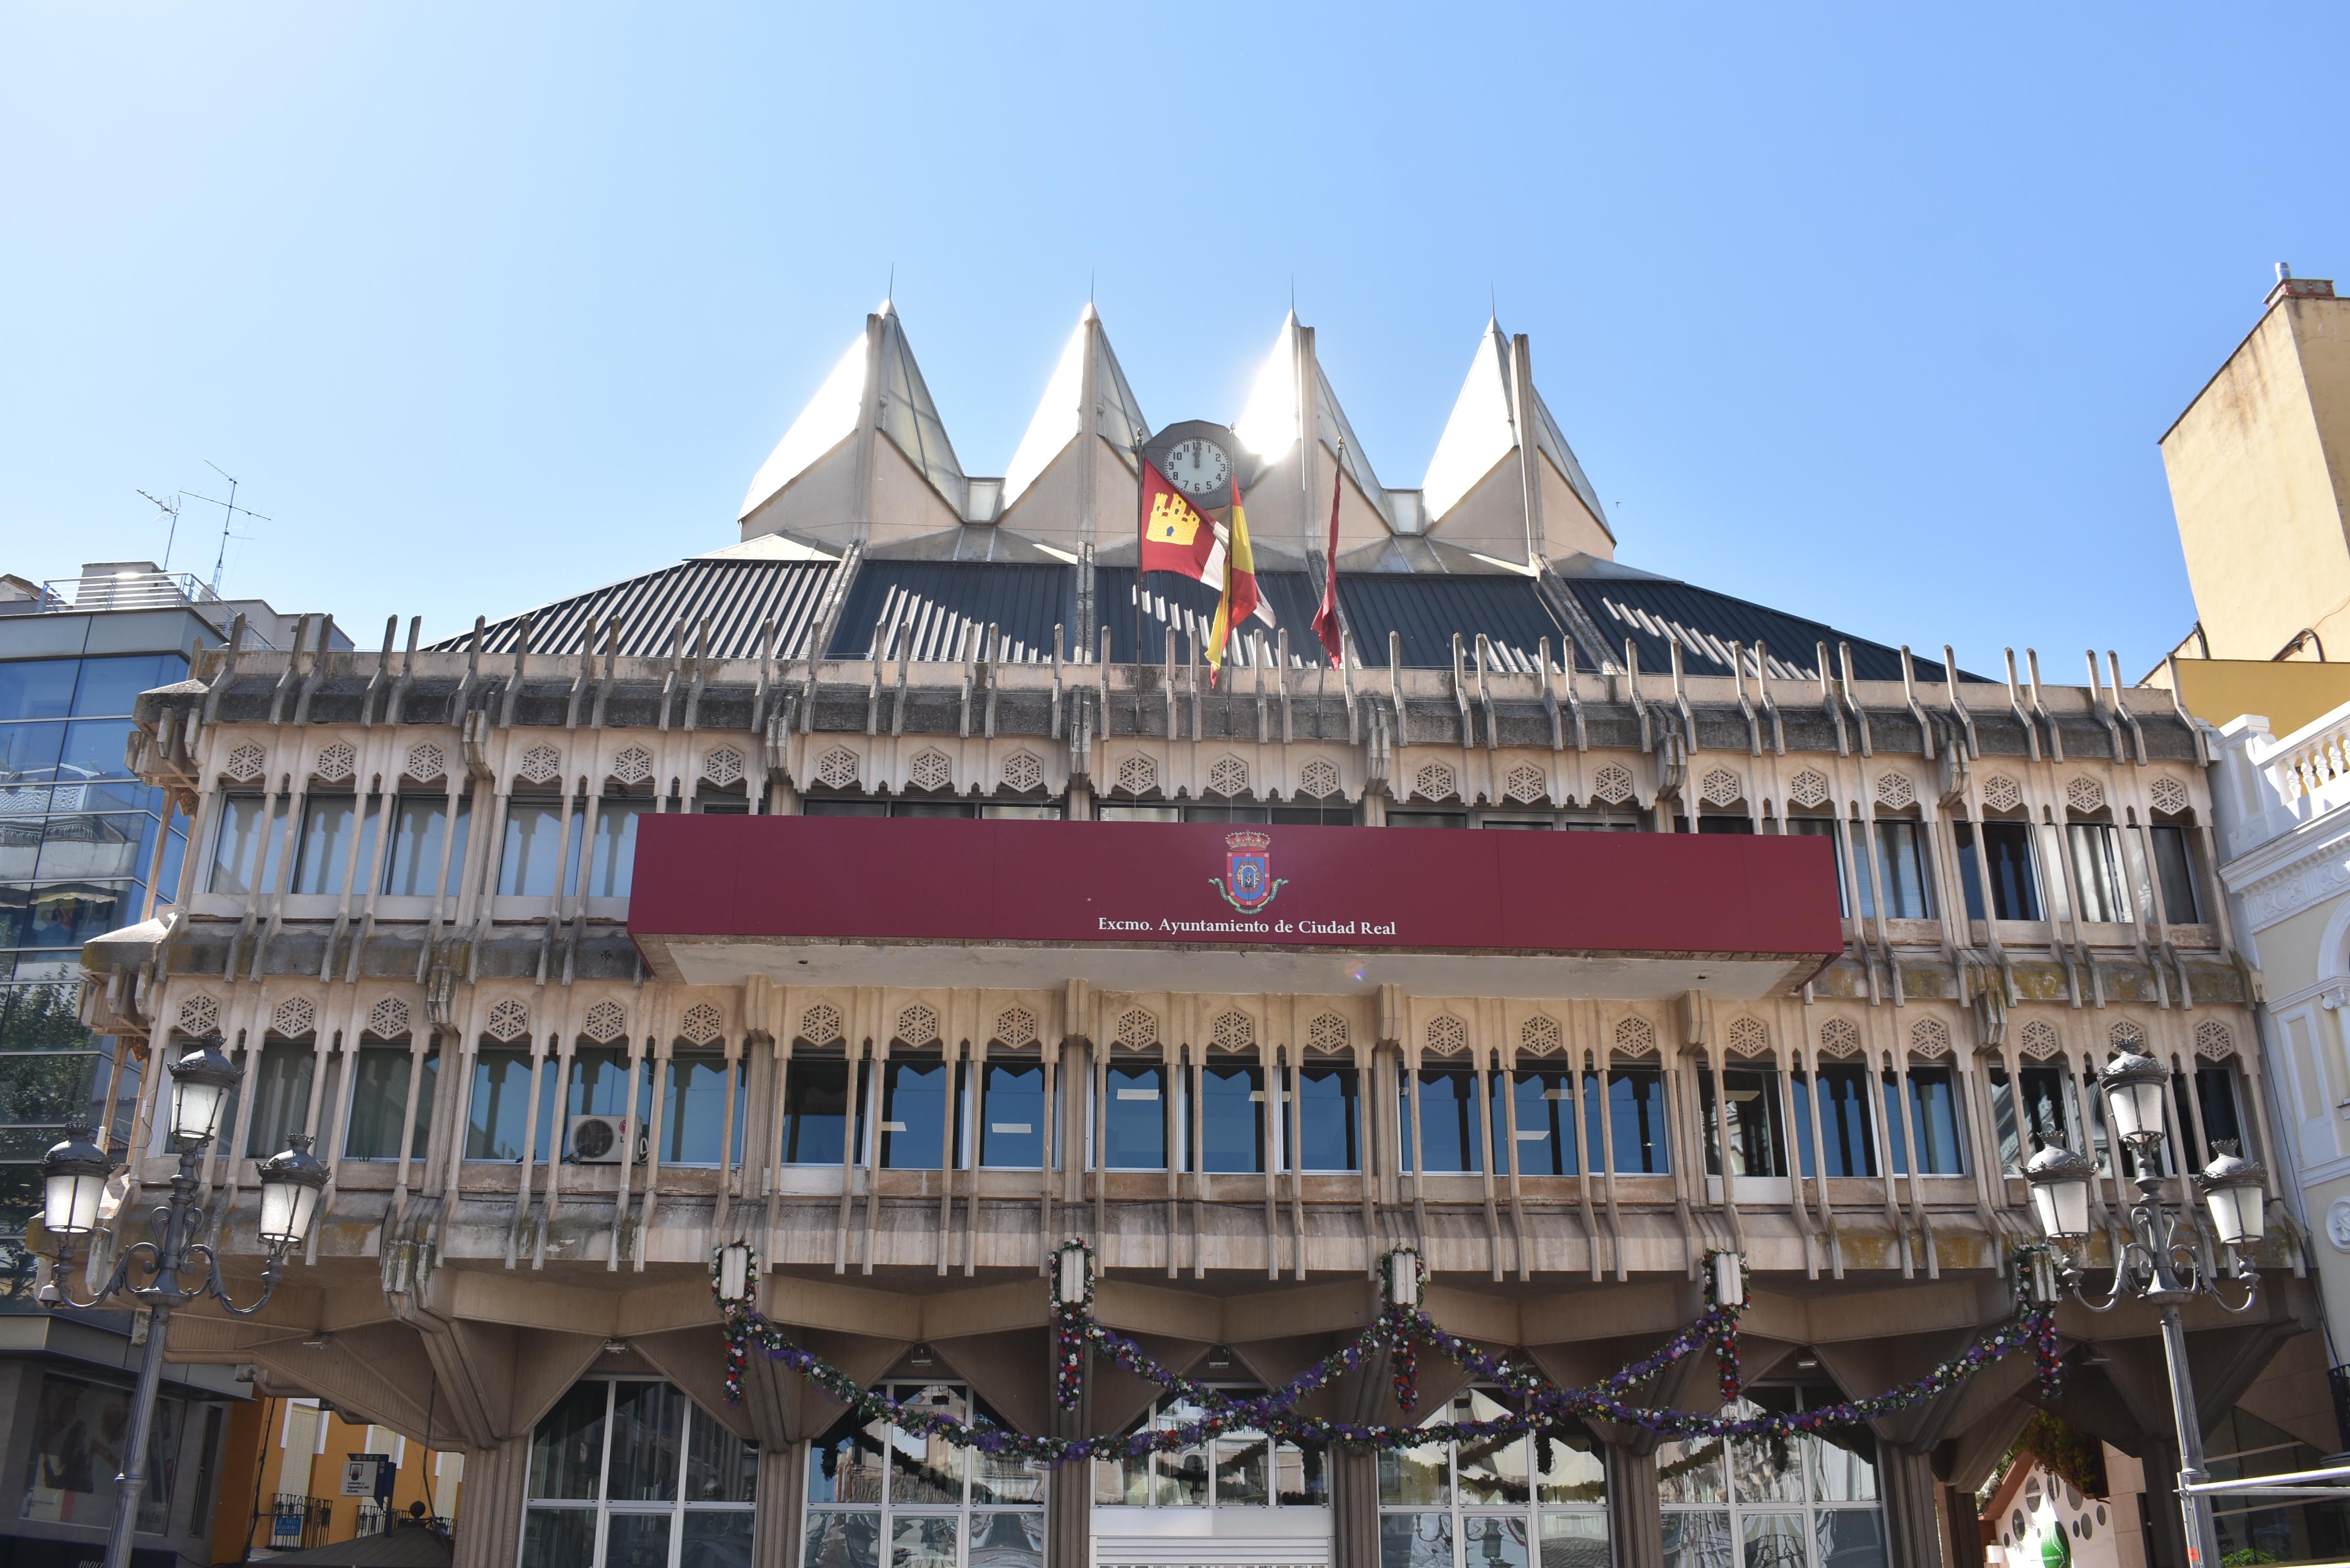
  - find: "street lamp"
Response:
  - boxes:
[38,1035,327,1568]
[2021,1051,2267,1568]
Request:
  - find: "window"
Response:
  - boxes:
[1503,1069,1579,1177]
[1097,1388,1323,1512]
[1389,812,1468,829]
[1870,821,1932,918]
[567,1048,650,1158]
[1587,1068,1671,1174]
[1697,815,1755,835]
[522,1378,756,1568]
[807,1382,1043,1568]
[1885,1067,1965,1175]
[585,801,647,897]
[1658,1386,1885,1568]
[2175,1065,2245,1168]
[500,800,582,897]
[981,804,1063,821]
[467,1047,555,1162]
[1377,1390,1607,1568]
[245,1040,314,1157]
[878,1058,950,1169]
[1294,1064,1361,1172]
[1273,806,1354,825]
[209,793,284,896]
[189,1403,225,1537]
[20,1373,185,1534]
[978,1062,1046,1169]
[781,1059,864,1166]
[344,1047,434,1161]
[292,794,375,896]
[1403,1067,1483,1174]
[661,1056,744,1166]
[1701,1069,1788,1178]
[0,660,78,722]
[1101,1064,1167,1169]
[1095,804,1180,823]
[1989,1066,2074,1174]
[1792,1066,1875,1178]
[382,795,470,897]
[1954,821,2041,921]
[2066,824,2133,923]
[2151,825,2201,923]
[1196,1062,1264,1173]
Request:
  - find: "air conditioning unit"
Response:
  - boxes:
[568,1114,642,1165]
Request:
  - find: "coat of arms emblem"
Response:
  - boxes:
[1213,831,1287,914]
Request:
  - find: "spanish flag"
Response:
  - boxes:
[1139,461,1217,581]
[1205,478,1269,681]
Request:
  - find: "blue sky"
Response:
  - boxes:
[4,5,2343,674]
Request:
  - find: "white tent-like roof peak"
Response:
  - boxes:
[1000,305,1149,509]
[1422,317,1606,531]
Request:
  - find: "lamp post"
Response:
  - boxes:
[37,1036,328,1568]
[2021,1048,2270,1568]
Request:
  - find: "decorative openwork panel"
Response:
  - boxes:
[405,743,447,782]
[612,746,654,786]
[1210,1010,1255,1051]
[1875,772,1915,812]
[1591,763,1634,805]
[1816,1017,1860,1058]
[2194,1019,2234,1061]
[1520,1016,1564,1056]
[583,1000,629,1044]
[909,751,953,792]
[1424,1014,1468,1056]
[2019,1019,2062,1059]
[1000,752,1044,794]
[1299,759,1341,800]
[1113,754,1157,798]
[485,998,531,1043]
[2109,1019,2146,1050]
[176,994,222,1037]
[365,997,410,1040]
[1306,1012,1349,1054]
[314,743,356,783]
[702,747,745,788]
[1726,1016,1769,1057]
[1701,768,1742,807]
[995,1007,1039,1048]
[2065,777,2106,815]
[269,996,317,1038]
[1612,1016,1656,1057]
[1207,757,1250,798]
[814,748,860,791]
[2149,777,2191,817]
[1505,763,1548,805]
[1114,1009,1158,1050]
[1980,775,2023,812]
[678,1002,724,1047]
[1787,769,1830,809]
[224,743,266,783]
[1411,761,1458,803]
[798,1004,845,1047]
[895,1005,941,1048]
[517,744,562,786]
[1909,1018,1952,1058]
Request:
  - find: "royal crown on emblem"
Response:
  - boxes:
[1225,830,1272,852]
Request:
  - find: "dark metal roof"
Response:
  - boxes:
[1090,568,1326,666]
[824,561,1074,663]
[436,557,839,660]
[1338,574,1568,670]
[1561,573,1977,683]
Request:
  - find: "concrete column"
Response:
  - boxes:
[1943,1482,1985,1568]
[1045,1354,1089,1568]
[752,1442,804,1568]
[1330,1446,1380,1568]
[2138,1438,2190,1568]
[449,1435,528,1568]
[1606,1443,1664,1568]
[1883,1446,1946,1568]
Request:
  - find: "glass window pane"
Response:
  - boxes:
[521,1508,597,1568]
[1464,1515,1533,1568]
[605,1511,673,1568]
[1591,1069,1671,1174]
[1656,1437,1727,1505]
[1381,1511,1453,1568]
[1512,1070,1577,1177]
[1540,1511,1610,1568]
[1378,1442,1451,1505]
[0,662,78,722]
[1155,1443,1208,1506]
[1810,1427,1879,1503]
[1296,1064,1359,1171]
[879,1060,949,1170]
[1104,1065,1166,1169]
[0,722,68,786]
[1416,1068,1483,1173]
[607,1381,686,1501]
[1534,1428,1606,1504]
[888,1386,965,1504]
[383,796,468,897]
[500,802,569,897]
[2152,826,2201,923]
[1277,1443,1328,1505]
[1906,1068,1964,1175]
[682,1509,756,1568]
[980,1062,1044,1169]
[32,811,146,884]
[1817,1507,1890,1568]
[683,1409,756,1503]
[663,1056,736,1166]
[890,1514,959,1568]
[803,1509,881,1568]
[809,1413,887,1504]
[467,1048,541,1161]
[1199,1064,1263,1174]
[244,1040,314,1157]
[59,721,133,782]
[784,1060,861,1166]
[1663,1511,1732,1568]
[1874,821,1931,919]
[1703,1070,1787,1179]
[1214,1437,1270,1506]
[1742,1512,1807,1568]
[292,796,356,894]
[965,1512,1043,1568]
[344,1048,417,1160]
[68,655,185,718]
[1731,1427,1805,1505]
[527,1383,607,1500]
[589,801,648,897]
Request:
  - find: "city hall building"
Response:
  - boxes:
[69,303,2317,1568]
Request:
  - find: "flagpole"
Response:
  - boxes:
[1133,424,1147,682]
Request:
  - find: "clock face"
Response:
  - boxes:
[1164,437,1231,499]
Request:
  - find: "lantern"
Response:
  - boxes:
[40,1127,113,1239]
[169,1037,240,1147]
[717,1240,752,1306]
[1056,1241,1088,1309]
[2196,1144,2268,1248]
[2099,1050,2172,1148]
[1387,1250,1421,1307]
[2024,1141,2096,1241]
[1711,1250,1746,1310]
[254,1134,328,1251]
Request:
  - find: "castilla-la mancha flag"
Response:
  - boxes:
[1139,462,1217,580]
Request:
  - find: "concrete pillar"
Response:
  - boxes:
[1943,1483,1985,1568]
[753,1442,804,1568]
[1606,1443,1664,1568]
[1330,1446,1380,1568]
[1883,1447,1946,1568]
[449,1435,528,1568]
[2138,1438,2190,1568]
[1046,1360,1089,1568]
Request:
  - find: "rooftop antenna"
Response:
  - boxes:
[136,489,183,571]
[185,460,271,596]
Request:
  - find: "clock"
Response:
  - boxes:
[1164,437,1231,500]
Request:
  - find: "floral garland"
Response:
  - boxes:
[2014,1242,2066,1398]
[1703,1249,1749,1404]
[713,1244,2060,1462]
[1052,1239,1093,1410]
[1386,1248,1424,1412]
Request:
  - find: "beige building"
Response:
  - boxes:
[61,302,2314,1568]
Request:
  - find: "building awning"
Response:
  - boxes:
[628,817,1844,1000]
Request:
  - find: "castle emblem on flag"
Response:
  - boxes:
[1213,831,1287,914]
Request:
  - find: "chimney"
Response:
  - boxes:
[2267,262,2336,308]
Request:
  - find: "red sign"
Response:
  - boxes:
[627,817,1844,960]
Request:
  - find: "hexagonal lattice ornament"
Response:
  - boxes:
[2019,1020,2061,1059]
[1207,757,1250,798]
[2194,1019,2233,1060]
[703,748,745,788]
[1520,1016,1564,1055]
[1425,1015,1468,1055]
[1307,1013,1349,1053]
[2065,777,2106,815]
[1300,759,1341,799]
[1981,776,2023,812]
[1787,769,1830,809]
[1701,768,1742,807]
[798,1004,844,1046]
[1211,1011,1255,1051]
[176,994,222,1037]
[612,746,654,786]
[2149,777,2190,816]
[1910,1018,1952,1058]
[1613,1016,1656,1057]
[1727,1016,1769,1057]
[1506,763,1549,805]
[270,996,317,1038]
[314,743,356,782]
[485,998,531,1042]
[1114,1009,1157,1050]
[583,1000,629,1043]
[1412,762,1457,802]
[909,752,953,792]
[517,745,562,786]
[678,1003,723,1047]
[995,1008,1039,1048]
[1000,753,1044,794]
[1875,773,1915,812]
[365,997,411,1039]
[896,1005,941,1047]
[815,748,860,791]
[1114,755,1158,798]
[1592,763,1635,805]
[405,743,447,782]
[224,743,266,782]
[1817,1017,1860,1057]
